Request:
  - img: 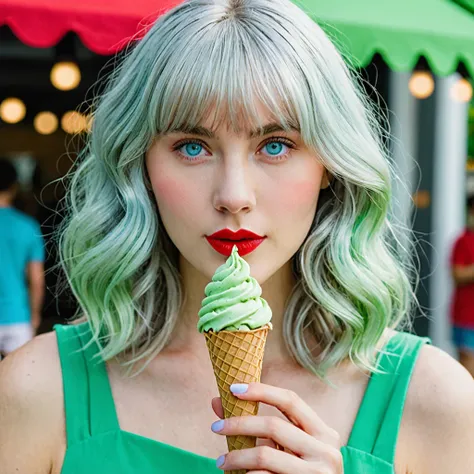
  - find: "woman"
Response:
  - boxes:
[1,0,473,473]
[451,195,474,377]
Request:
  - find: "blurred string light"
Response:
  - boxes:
[34,111,58,135]
[50,61,81,91]
[61,111,88,134]
[449,78,473,103]
[408,71,435,99]
[0,97,26,123]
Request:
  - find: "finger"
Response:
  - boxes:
[211,397,224,419]
[217,445,310,474]
[256,438,277,448]
[211,415,323,458]
[211,420,291,452]
[210,412,283,450]
[257,438,292,453]
[230,383,338,444]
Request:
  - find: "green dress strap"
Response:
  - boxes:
[347,331,431,464]
[54,323,120,447]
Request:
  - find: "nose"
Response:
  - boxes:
[212,163,256,215]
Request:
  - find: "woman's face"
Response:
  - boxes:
[145,102,328,284]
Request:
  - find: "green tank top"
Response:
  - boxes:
[54,323,430,473]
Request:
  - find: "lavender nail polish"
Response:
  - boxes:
[230,383,248,394]
[211,420,225,432]
[216,454,226,468]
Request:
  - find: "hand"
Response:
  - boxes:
[210,382,343,473]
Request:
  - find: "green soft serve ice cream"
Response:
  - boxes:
[197,245,272,332]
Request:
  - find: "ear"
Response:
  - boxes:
[321,170,333,190]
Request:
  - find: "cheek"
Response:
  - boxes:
[151,175,200,221]
[273,177,321,213]
[146,146,206,218]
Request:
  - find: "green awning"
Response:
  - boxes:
[295,0,474,76]
[452,0,474,15]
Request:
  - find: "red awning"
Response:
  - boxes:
[0,0,182,55]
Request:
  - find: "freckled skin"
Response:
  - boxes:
[145,102,327,286]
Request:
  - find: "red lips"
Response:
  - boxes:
[206,228,266,256]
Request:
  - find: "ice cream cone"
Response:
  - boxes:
[204,325,271,474]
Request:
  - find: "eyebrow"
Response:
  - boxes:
[166,122,300,139]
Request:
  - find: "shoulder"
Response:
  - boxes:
[0,331,64,473]
[453,231,470,249]
[0,330,62,395]
[24,214,42,233]
[401,343,474,473]
[407,343,474,415]
[7,209,42,233]
[9,208,34,224]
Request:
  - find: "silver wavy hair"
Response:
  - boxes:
[58,0,417,378]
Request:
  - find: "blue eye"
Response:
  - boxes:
[264,142,285,156]
[261,140,294,159]
[181,142,204,157]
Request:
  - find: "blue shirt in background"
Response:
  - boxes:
[0,207,45,325]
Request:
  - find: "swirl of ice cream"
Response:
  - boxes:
[197,245,272,332]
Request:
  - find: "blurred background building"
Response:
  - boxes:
[1,0,474,352]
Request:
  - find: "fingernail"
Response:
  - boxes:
[216,454,226,468]
[211,420,225,432]
[230,383,248,394]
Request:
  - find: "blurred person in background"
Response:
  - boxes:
[451,195,474,377]
[0,157,45,357]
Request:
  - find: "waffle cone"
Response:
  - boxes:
[204,325,271,474]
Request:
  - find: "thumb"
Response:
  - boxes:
[211,397,224,419]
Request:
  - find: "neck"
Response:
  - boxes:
[166,256,299,366]
[467,211,474,230]
[0,193,12,207]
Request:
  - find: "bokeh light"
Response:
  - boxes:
[34,111,58,135]
[0,97,26,123]
[450,78,473,103]
[50,61,81,91]
[409,71,435,99]
[61,111,88,134]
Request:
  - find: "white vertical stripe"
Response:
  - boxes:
[388,71,418,260]
[430,74,469,355]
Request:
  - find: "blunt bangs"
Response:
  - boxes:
[148,14,309,137]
